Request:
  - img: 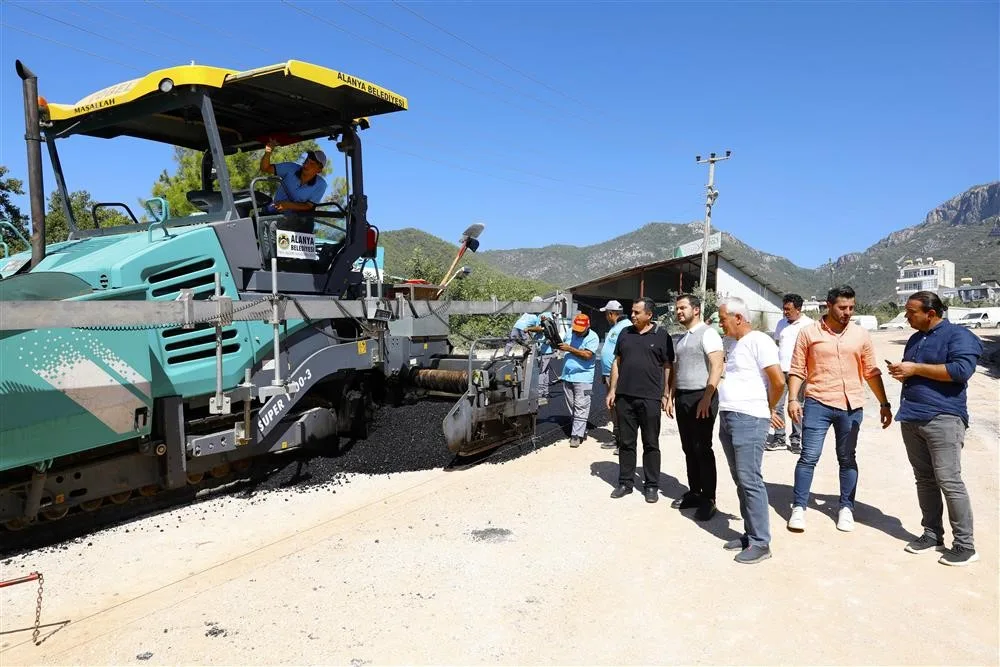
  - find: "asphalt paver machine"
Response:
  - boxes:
[0,60,568,530]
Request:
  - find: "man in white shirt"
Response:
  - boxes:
[717,297,786,564]
[666,293,725,521]
[767,294,813,454]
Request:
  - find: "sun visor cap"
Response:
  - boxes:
[572,314,590,333]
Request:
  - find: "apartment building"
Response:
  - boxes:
[895,257,955,305]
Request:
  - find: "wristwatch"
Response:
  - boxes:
[880,402,891,409]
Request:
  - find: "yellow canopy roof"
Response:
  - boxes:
[43,60,408,151]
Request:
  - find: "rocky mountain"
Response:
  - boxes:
[378,227,554,291]
[477,222,817,297]
[816,182,1000,302]
[381,183,1000,304]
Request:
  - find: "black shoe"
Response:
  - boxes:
[644,488,659,503]
[734,545,772,564]
[904,534,945,554]
[670,492,701,510]
[788,443,802,455]
[610,485,633,499]
[938,545,979,566]
[764,435,786,451]
[694,499,717,521]
[600,442,617,449]
[612,447,619,456]
[723,536,749,552]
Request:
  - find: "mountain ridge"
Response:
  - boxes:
[381,182,999,303]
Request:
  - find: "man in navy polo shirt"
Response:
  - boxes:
[259,142,329,212]
[888,290,983,567]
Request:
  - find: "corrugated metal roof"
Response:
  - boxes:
[566,248,787,298]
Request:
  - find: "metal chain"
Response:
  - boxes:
[33,573,44,645]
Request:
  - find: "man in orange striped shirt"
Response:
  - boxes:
[785,285,892,533]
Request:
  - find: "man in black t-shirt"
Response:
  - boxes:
[606,297,675,502]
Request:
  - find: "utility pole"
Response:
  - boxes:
[695,150,731,296]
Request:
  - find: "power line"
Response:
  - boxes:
[373,127,637,196]
[365,139,617,202]
[78,0,232,62]
[4,1,629,198]
[279,0,584,126]
[337,0,592,125]
[7,2,174,61]
[0,22,144,72]
[144,0,285,61]
[392,0,593,110]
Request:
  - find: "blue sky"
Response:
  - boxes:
[1,1,997,268]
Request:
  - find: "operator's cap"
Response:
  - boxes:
[531,296,543,302]
[599,299,623,312]
[305,149,328,168]
[571,314,590,333]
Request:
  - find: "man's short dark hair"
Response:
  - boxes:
[826,285,856,304]
[676,293,701,312]
[636,296,656,314]
[908,290,946,317]
[783,293,804,310]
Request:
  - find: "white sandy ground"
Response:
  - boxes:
[1,331,997,666]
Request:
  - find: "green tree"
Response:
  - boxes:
[403,247,445,282]
[45,189,133,243]
[151,142,347,218]
[658,289,719,333]
[396,246,552,345]
[0,165,29,254]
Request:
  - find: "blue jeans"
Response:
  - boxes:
[719,411,771,548]
[793,397,863,510]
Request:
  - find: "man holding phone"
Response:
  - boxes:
[888,291,983,566]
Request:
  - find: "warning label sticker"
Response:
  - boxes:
[275,230,318,260]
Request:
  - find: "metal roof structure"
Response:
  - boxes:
[42,60,407,152]
[566,247,788,299]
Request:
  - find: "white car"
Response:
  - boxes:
[955,310,1000,329]
[878,321,908,330]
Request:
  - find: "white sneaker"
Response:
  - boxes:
[837,507,855,532]
[787,506,806,532]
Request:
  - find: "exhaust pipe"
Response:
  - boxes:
[16,60,45,268]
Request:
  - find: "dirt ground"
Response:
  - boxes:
[1,331,998,666]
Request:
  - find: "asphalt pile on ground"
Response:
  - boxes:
[2,370,612,557]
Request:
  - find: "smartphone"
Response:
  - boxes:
[884,359,893,366]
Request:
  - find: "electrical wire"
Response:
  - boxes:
[77,0,236,62]
[7,2,633,208]
[279,0,583,125]
[363,139,622,201]
[372,127,638,196]
[0,22,144,72]
[7,2,174,61]
[28,0,631,197]
[392,0,595,111]
[144,0,285,61]
[336,0,593,125]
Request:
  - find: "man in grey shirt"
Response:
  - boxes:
[667,293,725,521]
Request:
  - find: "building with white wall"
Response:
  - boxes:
[895,257,955,304]
[566,238,786,336]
